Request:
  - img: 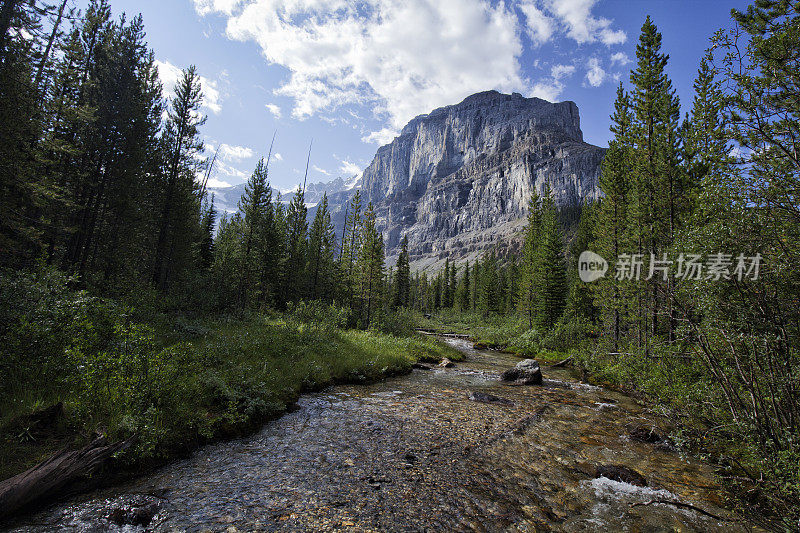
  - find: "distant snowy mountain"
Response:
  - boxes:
[207,175,361,219]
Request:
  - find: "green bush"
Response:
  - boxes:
[539,316,595,352]
[287,300,350,332]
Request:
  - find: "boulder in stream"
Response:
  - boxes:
[439,358,454,368]
[412,362,433,370]
[500,359,542,385]
[594,464,648,487]
[468,391,514,406]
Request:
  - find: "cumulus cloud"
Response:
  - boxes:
[519,1,555,46]
[546,0,626,46]
[265,103,282,118]
[194,0,243,16]
[585,57,606,87]
[551,63,576,80]
[194,0,624,140]
[610,51,630,66]
[156,59,224,114]
[362,127,398,146]
[339,158,362,176]
[216,160,248,179]
[219,143,255,161]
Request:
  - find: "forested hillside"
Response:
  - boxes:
[0,0,799,526]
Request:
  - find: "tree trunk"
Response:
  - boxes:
[0,434,135,520]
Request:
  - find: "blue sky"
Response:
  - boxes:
[98,0,748,190]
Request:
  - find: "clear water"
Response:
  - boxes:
[8,337,756,532]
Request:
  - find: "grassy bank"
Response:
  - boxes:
[0,307,461,483]
[416,309,797,527]
[416,309,589,364]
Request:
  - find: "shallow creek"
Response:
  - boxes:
[9,337,757,532]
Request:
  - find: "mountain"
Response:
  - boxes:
[208,90,605,270]
[207,175,358,218]
[331,90,605,270]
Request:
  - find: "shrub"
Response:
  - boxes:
[287,300,350,332]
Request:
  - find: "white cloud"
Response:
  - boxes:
[312,164,330,176]
[155,59,224,114]
[339,158,362,176]
[362,127,398,146]
[211,0,528,140]
[265,103,282,118]
[551,63,576,80]
[216,160,249,179]
[194,0,625,139]
[219,143,255,161]
[610,51,630,66]
[519,1,555,46]
[193,0,243,16]
[207,177,233,188]
[273,152,283,161]
[546,0,626,46]
[585,56,606,87]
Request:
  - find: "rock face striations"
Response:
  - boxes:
[348,90,605,270]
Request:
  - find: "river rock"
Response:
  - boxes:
[500,359,542,385]
[594,465,648,487]
[107,501,160,526]
[439,358,454,368]
[629,425,676,451]
[473,343,488,350]
[468,391,514,406]
[412,362,433,370]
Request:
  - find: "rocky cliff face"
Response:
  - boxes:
[349,90,605,269]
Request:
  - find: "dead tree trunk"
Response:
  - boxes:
[0,434,135,519]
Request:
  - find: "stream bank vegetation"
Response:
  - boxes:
[0,0,798,527]
[405,7,800,528]
[0,0,460,512]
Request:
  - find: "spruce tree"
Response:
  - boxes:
[200,194,217,270]
[357,202,385,327]
[393,235,411,308]
[284,185,308,303]
[518,191,543,328]
[152,65,205,291]
[306,193,337,300]
[534,191,567,329]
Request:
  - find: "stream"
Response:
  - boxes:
[8,336,756,532]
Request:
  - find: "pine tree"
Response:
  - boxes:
[199,194,217,270]
[284,185,308,303]
[339,190,362,306]
[152,65,205,291]
[629,16,681,343]
[456,261,471,311]
[518,191,543,328]
[306,193,337,300]
[393,235,411,308]
[237,159,271,309]
[593,83,633,349]
[357,202,385,327]
[566,202,597,322]
[534,191,567,329]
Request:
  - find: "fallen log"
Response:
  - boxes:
[0,434,135,520]
[551,356,573,368]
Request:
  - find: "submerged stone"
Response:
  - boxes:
[468,391,514,406]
